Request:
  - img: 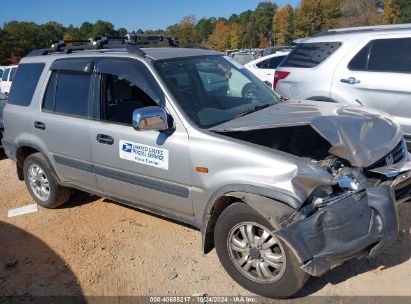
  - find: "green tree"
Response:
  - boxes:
[64,24,81,40]
[78,22,93,39]
[393,0,411,23]
[37,21,65,47]
[170,15,197,47]
[0,21,39,63]
[116,27,127,37]
[228,14,240,24]
[254,2,278,44]
[92,20,116,37]
[194,17,216,43]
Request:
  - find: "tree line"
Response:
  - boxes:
[1,0,410,64]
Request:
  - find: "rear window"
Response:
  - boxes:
[43,71,91,118]
[280,42,342,68]
[8,63,45,106]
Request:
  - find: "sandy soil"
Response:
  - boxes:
[0,151,410,301]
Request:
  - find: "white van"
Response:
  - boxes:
[0,65,18,95]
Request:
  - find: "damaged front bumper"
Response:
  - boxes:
[276,185,399,277]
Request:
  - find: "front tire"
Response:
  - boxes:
[23,153,71,208]
[214,203,308,298]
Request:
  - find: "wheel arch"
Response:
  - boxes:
[201,185,299,254]
[15,142,56,182]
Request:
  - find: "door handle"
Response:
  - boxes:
[340,77,361,85]
[96,134,114,145]
[34,121,46,130]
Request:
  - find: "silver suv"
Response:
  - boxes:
[274,24,411,149]
[2,36,411,298]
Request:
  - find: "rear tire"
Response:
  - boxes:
[214,202,308,298]
[23,153,71,208]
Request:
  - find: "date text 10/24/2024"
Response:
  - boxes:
[149,296,258,303]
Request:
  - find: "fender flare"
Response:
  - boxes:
[201,184,300,253]
[14,141,59,182]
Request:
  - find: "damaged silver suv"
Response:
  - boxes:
[2,36,411,298]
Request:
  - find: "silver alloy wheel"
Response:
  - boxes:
[27,164,50,201]
[227,222,286,284]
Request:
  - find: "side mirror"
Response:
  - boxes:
[132,106,169,131]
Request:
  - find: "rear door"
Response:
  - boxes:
[89,58,193,216]
[36,58,98,191]
[331,36,411,140]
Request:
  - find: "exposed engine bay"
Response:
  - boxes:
[215,125,411,277]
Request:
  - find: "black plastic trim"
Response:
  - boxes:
[50,58,95,74]
[94,165,189,198]
[53,154,94,173]
[53,154,189,198]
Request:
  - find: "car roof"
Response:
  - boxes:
[143,47,221,60]
[245,51,290,66]
[23,47,222,63]
[2,65,18,69]
[297,24,411,43]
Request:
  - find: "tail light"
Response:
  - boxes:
[273,71,290,90]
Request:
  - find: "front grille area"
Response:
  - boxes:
[367,139,406,170]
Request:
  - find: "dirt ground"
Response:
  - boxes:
[0,150,411,301]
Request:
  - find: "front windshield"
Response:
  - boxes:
[156,55,280,128]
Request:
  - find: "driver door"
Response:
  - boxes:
[89,58,193,216]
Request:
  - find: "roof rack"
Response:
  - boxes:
[313,23,411,37]
[27,34,179,57]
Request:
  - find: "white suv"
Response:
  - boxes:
[244,51,290,87]
[274,24,411,148]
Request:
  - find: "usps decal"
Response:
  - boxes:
[119,140,169,170]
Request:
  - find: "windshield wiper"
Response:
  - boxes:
[233,103,272,119]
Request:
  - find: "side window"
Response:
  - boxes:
[42,71,91,117]
[0,69,4,79]
[101,73,157,125]
[42,72,57,112]
[368,38,411,73]
[96,59,163,126]
[256,59,269,69]
[348,42,371,71]
[268,56,286,69]
[9,67,17,81]
[8,63,45,106]
[2,69,10,81]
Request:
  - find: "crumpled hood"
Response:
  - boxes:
[210,100,403,168]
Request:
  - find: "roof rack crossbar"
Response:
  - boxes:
[27,34,179,57]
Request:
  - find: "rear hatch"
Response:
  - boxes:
[274,41,342,97]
